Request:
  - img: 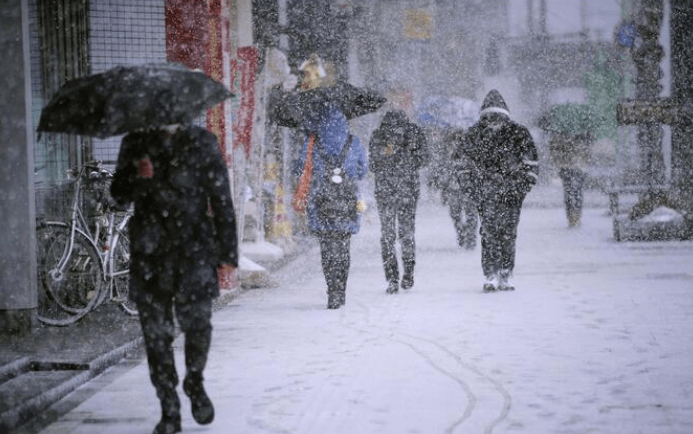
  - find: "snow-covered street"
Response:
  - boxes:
[38,188,693,434]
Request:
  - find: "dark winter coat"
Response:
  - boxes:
[454,112,538,205]
[110,125,238,303]
[295,105,368,235]
[547,131,592,171]
[369,110,429,204]
[436,127,480,204]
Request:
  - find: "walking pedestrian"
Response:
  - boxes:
[369,109,429,294]
[547,130,592,227]
[438,127,479,249]
[453,90,538,292]
[111,124,238,434]
[294,104,368,309]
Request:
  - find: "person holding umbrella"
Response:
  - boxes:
[272,55,383,308]
[37,62,237,434]
[369,109,430,294]
[539,103,593,227]
[290,56,370,309]
[110,124,238,434]
[453,90,538,292]
[294,105,368,309]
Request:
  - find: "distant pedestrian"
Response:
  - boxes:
[111,124,238,434]
[294,104,368,309]
[436,127,479,249]
[369,109,429,294]
[547,130,592,227]
[453,90,538,292]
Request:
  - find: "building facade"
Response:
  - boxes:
[0,0,257,333]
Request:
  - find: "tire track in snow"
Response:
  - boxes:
[398,330,513,434]
[344,297,511,434]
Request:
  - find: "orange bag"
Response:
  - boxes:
[291,133,315,212]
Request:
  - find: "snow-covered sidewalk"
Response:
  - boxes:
[38,195,693,434]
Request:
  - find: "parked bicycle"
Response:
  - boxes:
[36,161,136,326]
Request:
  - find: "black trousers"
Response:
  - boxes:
[558,168,586,225]
[136,294,213,416]
[478,195,523,278]
[376,196,417,283]
[448,195,478,248]
[319,233,351,295]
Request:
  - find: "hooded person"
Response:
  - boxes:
[369,109,429,294]
[453,90,539,292]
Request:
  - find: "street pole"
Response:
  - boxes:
[632,0,666,186]
[669,0,693,233]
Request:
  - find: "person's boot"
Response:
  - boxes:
[463,233,477,250]
[183,372,214,425]
[327,290,341,309]
[384,259,399,293]
[401,265,414,290]
[153,391,181,434]
[153,415,181,434]
[456,231,466,248]
[483,273,499,293]
[386,280,398,294]
[498,269,515,291]
[568,213,581,228]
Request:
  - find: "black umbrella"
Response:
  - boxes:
[268,81,386,128]
[37,62,234,138]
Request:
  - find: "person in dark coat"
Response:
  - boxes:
[111,124,238,434]
[294,104,368,309]
[547,130,592,227]
[369,109,429,294]
[436,127,479,249]
[453,90,538,292]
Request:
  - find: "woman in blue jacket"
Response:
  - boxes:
[294,104,368,308]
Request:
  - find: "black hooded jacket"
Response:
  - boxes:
[453,90,539,202]
[369,110,429,203]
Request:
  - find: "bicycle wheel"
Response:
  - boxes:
[37,223,103,326]
[111,229,137,315]
[36,224,63,324]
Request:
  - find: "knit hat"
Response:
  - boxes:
[479,89,510,118]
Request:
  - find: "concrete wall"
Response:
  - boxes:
[0,0,37,333]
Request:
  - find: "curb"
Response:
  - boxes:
[0,357,31,384]
[2,241,303,433]
[0,337,143,433]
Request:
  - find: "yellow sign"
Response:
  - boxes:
[405,9,431,40]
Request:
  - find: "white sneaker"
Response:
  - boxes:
[498,269,515,291]
[483,274,499,292]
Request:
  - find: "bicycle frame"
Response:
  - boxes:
[46,163,133,303]
[38,161,137,324]
[48,166,104,281]
[99,206,132,302]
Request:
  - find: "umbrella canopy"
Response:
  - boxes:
[415,95,480,129]
[537,103,593,136]
[268,81,386,128]
[37,62,233,138]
